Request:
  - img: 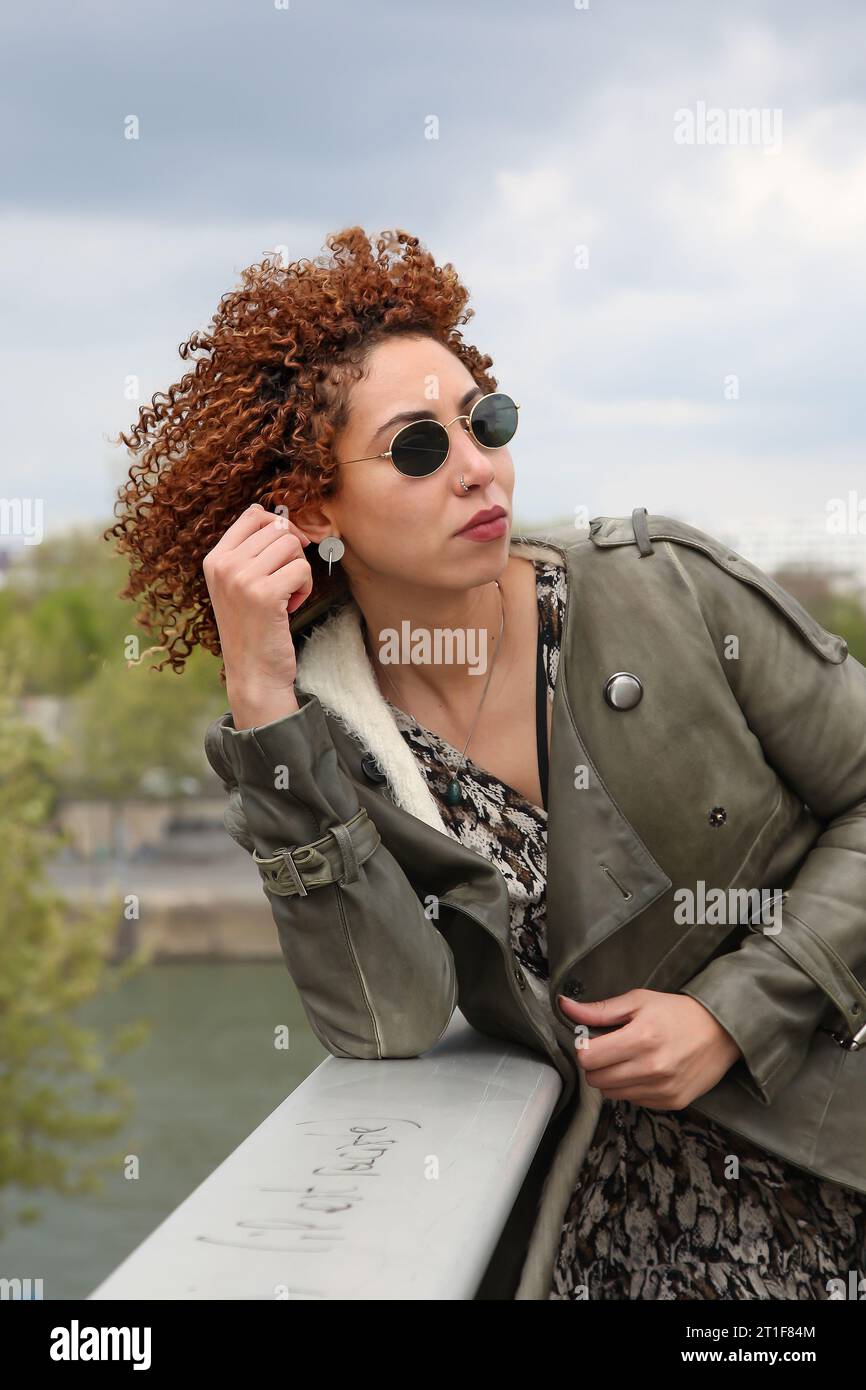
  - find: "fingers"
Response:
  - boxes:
[230,512,313,571]
[560,993,642,1065]
[254,553,315,611]
[206,503,277,558]
[208,503,311,562]
[285,565,315,614]
[579,1054,648,1088]
[561,990,642,1025]
[572,1018,637,1071]
[235,530,308,582]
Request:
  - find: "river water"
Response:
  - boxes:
[0,962,326,1300]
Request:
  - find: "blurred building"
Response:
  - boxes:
[18,693,67,743]
[713,511,866,599]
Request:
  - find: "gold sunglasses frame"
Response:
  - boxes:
[338,392,521,475]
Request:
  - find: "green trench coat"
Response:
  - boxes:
[204,509,866,1299]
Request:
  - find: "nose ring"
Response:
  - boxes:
[459,475,470,492]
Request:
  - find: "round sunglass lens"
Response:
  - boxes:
[391,420,450,476]
[471,394,518,448]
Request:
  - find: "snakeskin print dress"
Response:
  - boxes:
[380,557,866,1299]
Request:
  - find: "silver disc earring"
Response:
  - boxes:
[318,535,345,576]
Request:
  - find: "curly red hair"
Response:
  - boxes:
[105,226,498,676]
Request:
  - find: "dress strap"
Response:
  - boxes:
[535,618,550,811]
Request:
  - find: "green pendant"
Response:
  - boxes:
[445,778,462,806]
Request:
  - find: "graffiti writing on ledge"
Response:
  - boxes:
[194,1117,422,1283]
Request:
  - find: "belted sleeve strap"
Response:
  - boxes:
[204,688,457,1061]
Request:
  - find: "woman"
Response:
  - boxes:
[107,226,866,1300]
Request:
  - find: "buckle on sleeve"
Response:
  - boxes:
[251,808,380,898]
[252,845,310,897]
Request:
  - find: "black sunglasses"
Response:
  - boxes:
[338,391,520,478]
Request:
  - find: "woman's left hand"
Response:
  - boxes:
[557,989,743,1109]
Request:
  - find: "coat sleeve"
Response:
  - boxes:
[204,688,458,1060]
[666,535,866,1106]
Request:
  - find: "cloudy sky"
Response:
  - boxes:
[2,0,865,550]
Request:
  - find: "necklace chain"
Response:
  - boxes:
[365,580,505,803]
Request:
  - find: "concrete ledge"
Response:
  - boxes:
[88,1012,562,1301]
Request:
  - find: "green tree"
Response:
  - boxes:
[0,661,149,1234]
[0,528,130,694]
[0,523,224,699]
[63,645,226,802]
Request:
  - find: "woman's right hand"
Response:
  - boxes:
[203,504,315,729]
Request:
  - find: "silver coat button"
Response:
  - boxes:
[603,672,643,710]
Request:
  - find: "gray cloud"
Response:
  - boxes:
[1,0,865,550]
